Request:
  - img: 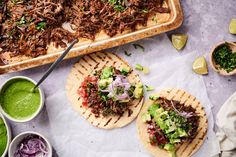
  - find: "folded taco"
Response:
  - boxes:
[66,52,144,129]
[137,88,208,157]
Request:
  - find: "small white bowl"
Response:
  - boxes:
[9,131,52,157]
[0,112,11,157]
[0,76,45,122]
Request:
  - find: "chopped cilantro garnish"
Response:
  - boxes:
[114,5,125,11]
[133,43,145,51]
[16,16,27,26]
[108,0,117,4]
[36,21,47,31]
[213,43,236,73]
[142,8,149,13]
[124,50,131,56]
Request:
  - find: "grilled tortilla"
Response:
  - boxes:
[66,52,144,129]
[137,88,208,157]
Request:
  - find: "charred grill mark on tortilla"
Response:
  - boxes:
[86,113,92,120]
[135,98,143,108]
[88,54,99,64]
[104,118,112,127]
[94,63,100,70]
[114,116,121,124]
[79,63,88,71]
[97,55,105,61]
[81,57,92,67]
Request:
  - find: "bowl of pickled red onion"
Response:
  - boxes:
[9,131,52,157]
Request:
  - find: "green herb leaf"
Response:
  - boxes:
[142,8,149,13]
[36,21,47,31]
[124,50,131,56]
[114,5,125,11]
[133,43,145,51]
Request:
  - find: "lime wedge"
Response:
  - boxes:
[229,19,236,34]
[171,34,188,51]
[192,56,208,75]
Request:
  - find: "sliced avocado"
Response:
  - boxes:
[170,132,179,139]
[166,124,177,133]
[159,111,169,120]
[135,64,143,71]
[149,95,159,101]
[156,118,167,130]
[133,83,143,99]
[121,67,131,76]
[156,107,164,115]
[164,143,175,151]
[177,128,187,137]
[101,67,113,79]
[169,138,181,144]
[148,104,160,117]
[141,113,151,122]
[98,78,113,89]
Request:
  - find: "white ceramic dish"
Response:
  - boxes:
[0,76,45,122]
[0,112,11,157]
[9,131,52,157]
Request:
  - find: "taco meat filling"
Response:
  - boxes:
[142,97,200,154]
[78,66,143,117]
[0,0,169,62]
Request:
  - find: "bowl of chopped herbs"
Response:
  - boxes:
[210,42,236,76]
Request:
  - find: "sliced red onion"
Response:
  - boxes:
[170,101,193,118]
[14,136,48,157]
[100,74,131,101]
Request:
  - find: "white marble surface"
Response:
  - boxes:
[0,0,236,156]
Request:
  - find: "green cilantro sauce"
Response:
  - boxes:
[0,79,40,120]
[0,117,7,156]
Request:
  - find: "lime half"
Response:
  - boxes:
[171,34,188,51]
[193,56,208,75]
[229,19,236,34]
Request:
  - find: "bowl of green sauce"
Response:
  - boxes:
[0,113,11,157]
[0,76,44,122]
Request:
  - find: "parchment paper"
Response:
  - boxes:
[45,34,220,157]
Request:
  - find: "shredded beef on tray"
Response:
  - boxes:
[0,0,169,59]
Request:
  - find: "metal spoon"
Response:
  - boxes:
[32,39,78,92]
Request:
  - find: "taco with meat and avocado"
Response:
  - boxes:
[137,88,208,157]
[66,52,144,129]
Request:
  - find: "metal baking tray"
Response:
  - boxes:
[0,0,183,74]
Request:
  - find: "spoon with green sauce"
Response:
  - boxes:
[32,39,78,92]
